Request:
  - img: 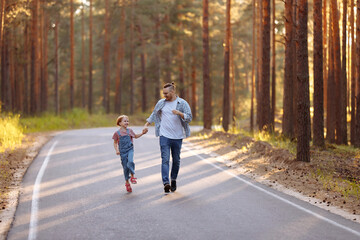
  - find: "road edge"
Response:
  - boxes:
[0,134,53,240]
[185,140,360,225]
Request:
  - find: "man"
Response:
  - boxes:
[144,82,192,193]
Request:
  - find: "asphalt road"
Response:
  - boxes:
[7,127,360,240]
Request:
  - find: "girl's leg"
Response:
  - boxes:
[121,155,130,181]
[127,149,135,175]
[127,149,137,184]
[121,154,132,192]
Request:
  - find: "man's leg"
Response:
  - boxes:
[160,136,171,186]
[170,139,182,191]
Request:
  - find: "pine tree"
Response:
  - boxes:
[296,0,310,162]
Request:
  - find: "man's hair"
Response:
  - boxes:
[116,115,128,126]
[163,82,176,91]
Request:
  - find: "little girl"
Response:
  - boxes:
[113,115,147,193]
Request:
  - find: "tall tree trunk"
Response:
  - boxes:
[296,0,310,162]
[292,0,298,137]
[138,24,147,112]
[2,30,10,111]
[103,0,111,113]
[323,0,328,127]
[251,0,256,132]
[330,0,344,144]
[154,14,161,101]
[129,0,134,115]
[115,1,125,113]
[14,29,23,112]
[223,0,231,132]
[54,19,59,115]
[23,22,30,114]
[271,0,276,130]
[203,0,212,129]
[178,38,185,98]
[39,2,44,112]
[0,0,4,53]
[81,4,86,108]
[1,32,6,111]
[347,30,350,114]
[70,0,74,109]
[259,0,271,131]
[0,0,5,111]
[230,31,236,128]
[42,4,48,112]
[191,28,197,120]
[327,11,336,143]
[341,0,348,144]
[313,0,325,147]
[177,5,185,98]
[350,0,356,145]
[163,13,171,83]
[30,0,39,114]
[355,0,360,147]
[256,0,262,128]
[88,0,93,114]
[9,29,14,111]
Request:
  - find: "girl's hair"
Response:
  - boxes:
[116,115,128,126]
[163,82,176,91]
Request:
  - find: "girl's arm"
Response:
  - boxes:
[113,141,120,155]
[134,129,147,139]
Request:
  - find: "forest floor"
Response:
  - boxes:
[1,127,360,238]
[187,129,360,224]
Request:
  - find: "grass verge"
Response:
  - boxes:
[192,128,360,201]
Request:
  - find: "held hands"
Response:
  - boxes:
[142,128,148,135]
[143,122,149,134]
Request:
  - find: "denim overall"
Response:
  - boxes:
[117,129,135,181]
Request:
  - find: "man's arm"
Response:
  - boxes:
[173,100,192,123]
[144,100,161,129]
[172,110,185,119]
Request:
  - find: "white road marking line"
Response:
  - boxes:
[28,141,58,240]
[183,145,360,237]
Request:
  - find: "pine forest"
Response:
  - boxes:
[1,0,360,160]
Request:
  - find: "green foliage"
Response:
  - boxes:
[20,108,115,133]
[20,108,151,133]
[236,128,297,155]
[313,168,360,199]
[0,114,24,153]
[327,144,360,157]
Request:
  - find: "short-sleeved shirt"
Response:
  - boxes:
[159,100,184,139]
[112,128,136,143]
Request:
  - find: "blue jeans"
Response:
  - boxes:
[120,148,135,181]
[160,136,183,185]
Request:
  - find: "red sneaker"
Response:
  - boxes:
[130,176,137,184]
[125,183,132,193]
